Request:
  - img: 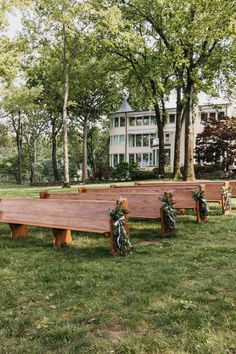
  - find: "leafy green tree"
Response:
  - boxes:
[23,0,92,186]
[69,56,120,181]
[0,84,43,184]
[100,0,236,180]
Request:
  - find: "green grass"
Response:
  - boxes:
[0,184,236,353]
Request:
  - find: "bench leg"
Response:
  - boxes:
[160,207,167,236]
[9,224,28,239]
[52,229,72,248]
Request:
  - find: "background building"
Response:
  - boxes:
[109,95,236,169]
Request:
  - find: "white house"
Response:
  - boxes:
[109,95,236,169]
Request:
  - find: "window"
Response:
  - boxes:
[169,114,176,124]
[113,154,118,167]
[119,154,124,163]
[165,134,170,143]
[209,112,216,119]
[136,134,142,147]
[153,150,156,166]
[149,153,153,166]
[129,135,135,147]
[218,111,225,119]
[136,117,143,126]
[143,116,149,125]
[129,154,135,163]
[143,134,149,147]
[129,117,135,126]
[136,153,141,167]
[150,134,156,146]
[109,154,112,166]
[119,135,125,144]
[142,153,149,167]
[115,117,119,127]
[150,116,156,125]
[113,135,119,144]
[164,149,171,166]
[155,150,159,166]
[201,112,208,122]
[110,118,113,128]
[120,117,125,127]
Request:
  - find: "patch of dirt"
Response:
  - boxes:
[108,329,127,342]
[135,240,162,247]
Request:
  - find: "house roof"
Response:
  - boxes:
[116,99,133,113]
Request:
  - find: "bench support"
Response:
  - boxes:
[9,223,28,239]
[196,200,208,223]
[52,228,72,248]
[160,207,167,236]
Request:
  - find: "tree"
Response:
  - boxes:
[195,116,236,171]
[107,0,236,180]
[0,84,43,184]
[69,55,120,181]
[23,0,92,186]
[93,2,174,175]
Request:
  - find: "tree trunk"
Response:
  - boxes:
[29,140,37,185]
[62,69,70,187]
[62,24,70,188]
[16,113,23,185]
[51,120,60,182]
[173,88,185,180]
[154,104,165,176]
[183,79,195,181]
[82,118,88,181]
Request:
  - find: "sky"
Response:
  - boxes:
[6,12,22,38]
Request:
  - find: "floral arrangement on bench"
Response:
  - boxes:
[192,189,209,220]
[162,192,177,234]
[221,186,232,213]
[109,201,132,256]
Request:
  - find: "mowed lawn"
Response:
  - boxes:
[0,184,236,354]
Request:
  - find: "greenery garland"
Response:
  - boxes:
[221,186,232,212]
[192,189,209,218]
[109,201,131,256]
[162,193,177,233]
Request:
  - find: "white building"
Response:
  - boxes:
[109,95,236,169]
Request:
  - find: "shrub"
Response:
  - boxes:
[112,162,130,180]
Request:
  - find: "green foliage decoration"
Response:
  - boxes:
[109,201,131,256]
[221,186,232,212]
[162,193,177,233]
[192,189,209,218]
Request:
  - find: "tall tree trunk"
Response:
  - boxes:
[183,78,195,181]
[51,120,60,182]
[173,88,185,180]
[16,113,23,185]
[62,69,70,187]
[82,118,88,181]
[29,140,37,185]
[154,103,165,176]
[62,24,70,187]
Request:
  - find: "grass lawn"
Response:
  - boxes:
[0,183,236,353]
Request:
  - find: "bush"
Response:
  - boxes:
[112,162,130,180]
[130,170,155,181]
[194,164,217,174]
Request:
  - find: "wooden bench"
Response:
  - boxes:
[42,187,205,225]
[229,181,236,198]
[109,181,229,214]
[200,182,229,214]
[0,198,128,255]
[40,191,171,235]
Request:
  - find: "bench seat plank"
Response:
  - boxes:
[0,199,113,233]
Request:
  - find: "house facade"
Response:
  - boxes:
[109,96,236,170]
